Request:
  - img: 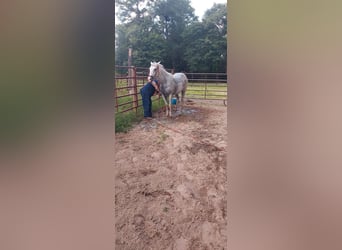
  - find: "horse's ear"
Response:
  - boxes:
[157,61,161,64]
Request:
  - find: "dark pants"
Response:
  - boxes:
[140,82,155,117]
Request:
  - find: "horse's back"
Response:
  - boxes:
[173,72,188,82]
[173,73,188,93]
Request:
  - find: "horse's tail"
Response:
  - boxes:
[181,73,188,92]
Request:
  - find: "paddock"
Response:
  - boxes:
[114,65,227,115]
[115,99,227,249]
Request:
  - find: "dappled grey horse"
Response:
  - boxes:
[148,61,188,117]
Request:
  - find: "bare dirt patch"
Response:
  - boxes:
[115,100,227,250]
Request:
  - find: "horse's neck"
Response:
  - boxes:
[157,68,172,83]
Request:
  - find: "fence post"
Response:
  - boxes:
[128,67,134,94]
[128,48,134,94]
[114,78,118,112]
[204,81,207,99]
[132,67,138,113]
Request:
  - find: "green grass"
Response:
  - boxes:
[115,79,166,133]
[115,109,142,133]
[115,97,164,133]
[158,131,169,144]
[186,82,227,99]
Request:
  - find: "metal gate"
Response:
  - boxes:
[114,66,227,114]
[185,72,227,101]
[114,66,170,114]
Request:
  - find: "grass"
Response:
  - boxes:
[186,82,227,99]
[115,97,164,133]
[115,109,142,133]
[158,132,169,144]
[115,79,165,133]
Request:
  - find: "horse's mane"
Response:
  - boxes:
[151,61,170,76]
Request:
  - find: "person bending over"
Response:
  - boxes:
[140,76,160,118]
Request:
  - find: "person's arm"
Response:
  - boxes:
[151,80,160,93]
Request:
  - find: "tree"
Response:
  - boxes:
[115,0,166,67]
[202,3,227,72]
[152,0,197,70]
[183,3,227,72]
[115,0,152,24]
[115,24,129,66]
[182,22,209,72]
[115,0,227,72]
[203,3,227,36]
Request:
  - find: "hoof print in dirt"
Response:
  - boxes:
[133,214,145,226]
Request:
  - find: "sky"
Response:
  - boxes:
[190,0,227,20]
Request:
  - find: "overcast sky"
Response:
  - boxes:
[191,0,227,20]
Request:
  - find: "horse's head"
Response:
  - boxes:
[149,61,161,79]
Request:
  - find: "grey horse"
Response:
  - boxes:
[148,61,188,117]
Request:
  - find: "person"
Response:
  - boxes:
[140,76,160,118]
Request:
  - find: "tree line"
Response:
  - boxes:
[115,0,227,73]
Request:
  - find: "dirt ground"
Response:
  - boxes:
[115,99,227,250]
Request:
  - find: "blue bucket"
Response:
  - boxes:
[171,98,177,105]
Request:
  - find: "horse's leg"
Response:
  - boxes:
[164,95,169,117]
[169,95,172,117]
[180,90,185,112]
[175,94,179,111]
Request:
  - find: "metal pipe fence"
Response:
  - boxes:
[185,72,227,101]
[114,66,162,114]
[114,66,227,114]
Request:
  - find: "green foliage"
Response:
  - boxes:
[152,0,197,70]
[115,1,227,72]
[115,109,142,133]
[183,3,227,72]
[115,0,152,24]
[115,0,168,67]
